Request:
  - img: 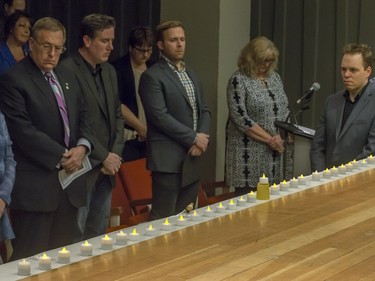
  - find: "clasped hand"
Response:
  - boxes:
[189,133,209,157]
[60,146,86,173]
[268,135,285,154]
[101,152,122,175]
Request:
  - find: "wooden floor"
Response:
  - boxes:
[24,169,375,280]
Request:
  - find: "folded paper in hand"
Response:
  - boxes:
[58,155,92,189]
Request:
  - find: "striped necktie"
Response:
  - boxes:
[45,72,70,147]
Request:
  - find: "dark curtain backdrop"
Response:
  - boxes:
[24,0,160,61]
[251,0,375,129]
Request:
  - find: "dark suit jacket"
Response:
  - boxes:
[310,82,375,171]
[0,55,94,211]
[111,54,153,131]
[139,59,210,181]
[61,52,123,183]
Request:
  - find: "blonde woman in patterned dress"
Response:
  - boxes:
[225,36,289,195]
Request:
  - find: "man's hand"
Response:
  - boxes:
[0,198,5,219]
[61,145,86,173]
[188,144,202,157]
[102,152,122,175]
[194,133,209,152]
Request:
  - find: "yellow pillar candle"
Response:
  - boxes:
[256,174,270,200]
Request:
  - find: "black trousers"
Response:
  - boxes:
[149,172,199,220]
[10,191,81,261]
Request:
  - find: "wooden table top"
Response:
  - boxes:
[22,168,375,280]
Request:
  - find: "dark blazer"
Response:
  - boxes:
[310,82,375,171]
[61,52,123,175]
[111,54,153,130]
[0,55,94,211]
[139,59,210,176]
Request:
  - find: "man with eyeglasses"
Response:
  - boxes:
[112,26,154,162]
[0,17,94,260]
[61,14,123,239]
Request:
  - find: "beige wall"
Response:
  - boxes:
[160,0,251,182]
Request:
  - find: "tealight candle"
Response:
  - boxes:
[58,247,70,264]
[351,159,358,169]
[161,218,173,231]
[116,230,128,245]
[128,228,140,241]
[361,159,367,166]
[227,199,236,210]
[298,175,306,185]
[145,224,159,236]
[259,173,268,184]
[331,166,338,176]
[101,234,113,250]
[38,253,51,270]
[215,202,226,213]
[290,177,298,188]
[367,154,375,163]
[236,196,247,206]
[323,168,331,179]
[346,162,353,172]
[190,210,201,221]
[18,259,31,276]
[176,215,187,226]
[279,180,289,191]
[247,191,256,203]
[338,164,346,174]
[270,183,280,195]
[204,206,215,217]
[80,240,93,256]
[312,170,321,181]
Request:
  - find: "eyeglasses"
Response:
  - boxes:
[134,46,152,54]
[32,38,66,54]
[260,58,275,65]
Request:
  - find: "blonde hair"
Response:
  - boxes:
[238,36,279,77]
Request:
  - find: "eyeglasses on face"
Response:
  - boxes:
[32,38,66,54]
[134,46,152,54]
[260,58,275,65]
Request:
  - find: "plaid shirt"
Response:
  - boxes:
[162,55,198,130]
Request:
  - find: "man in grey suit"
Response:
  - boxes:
[61,14,123,239]
[310,43,375,171]
[0,17,93,260]
[139,20,210,220]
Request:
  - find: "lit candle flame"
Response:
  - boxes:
[353,159,356,163]
[61,247,68,253]
[229,199,234,204]
[148,224,154,230]
[179,215,184,220]
[332,166,336,169]
[164,218,170,225]
[262,173,266,178]
[219,202,223,207]
[325,168,329,171]
[119,230,125,235]
[132,228,137,235]
[84,240,90,246]
[240,196,244,200]
[250,191,254,195]
[207,206,211,211]
[340,164,344,167]
[370,154,373,158]
[300,174,304,178]
[193,210,197,216]
[104,234,110,240]
[272,183,277,187]
[42,253,48,259]
[314,170,318,173]
[283,179,286,183]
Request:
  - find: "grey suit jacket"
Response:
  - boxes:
[310,82,375,171]
[139,59,210,178]
[0,55,94,211]
[61,52,124,170]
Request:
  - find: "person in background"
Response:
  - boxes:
[0,17,93,261]
[112,26,154,162]
[61,14,123,239]
[139,20,210,220]
[225,36,289,195]
[0,10,32,74]
[0,112,16,264]
[310,43,375,171]
[0,0,26,41]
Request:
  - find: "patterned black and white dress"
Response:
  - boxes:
[225,70,289,188]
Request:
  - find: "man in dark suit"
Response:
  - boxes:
[310,43,375,171]
[139,20,210,220]
[0,17,93,260]
[61,14,123,239]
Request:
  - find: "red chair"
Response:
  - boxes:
[198,181,235,207]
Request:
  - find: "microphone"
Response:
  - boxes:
[297,82,320,104]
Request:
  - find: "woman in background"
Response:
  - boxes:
[225,36,289,195]
[0,111,16,263]
[112,26,154,162]
[0,10,32,74]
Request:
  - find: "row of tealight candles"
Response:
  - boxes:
[17,155,375,276]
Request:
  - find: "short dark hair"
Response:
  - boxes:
[155,20,184,42]
[31,17,66,43]
[4,9,32,38]
[128,26,153,48]
[342,43,373,69]
[79,13,115,47]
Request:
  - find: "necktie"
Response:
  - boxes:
[45,72,70,147]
